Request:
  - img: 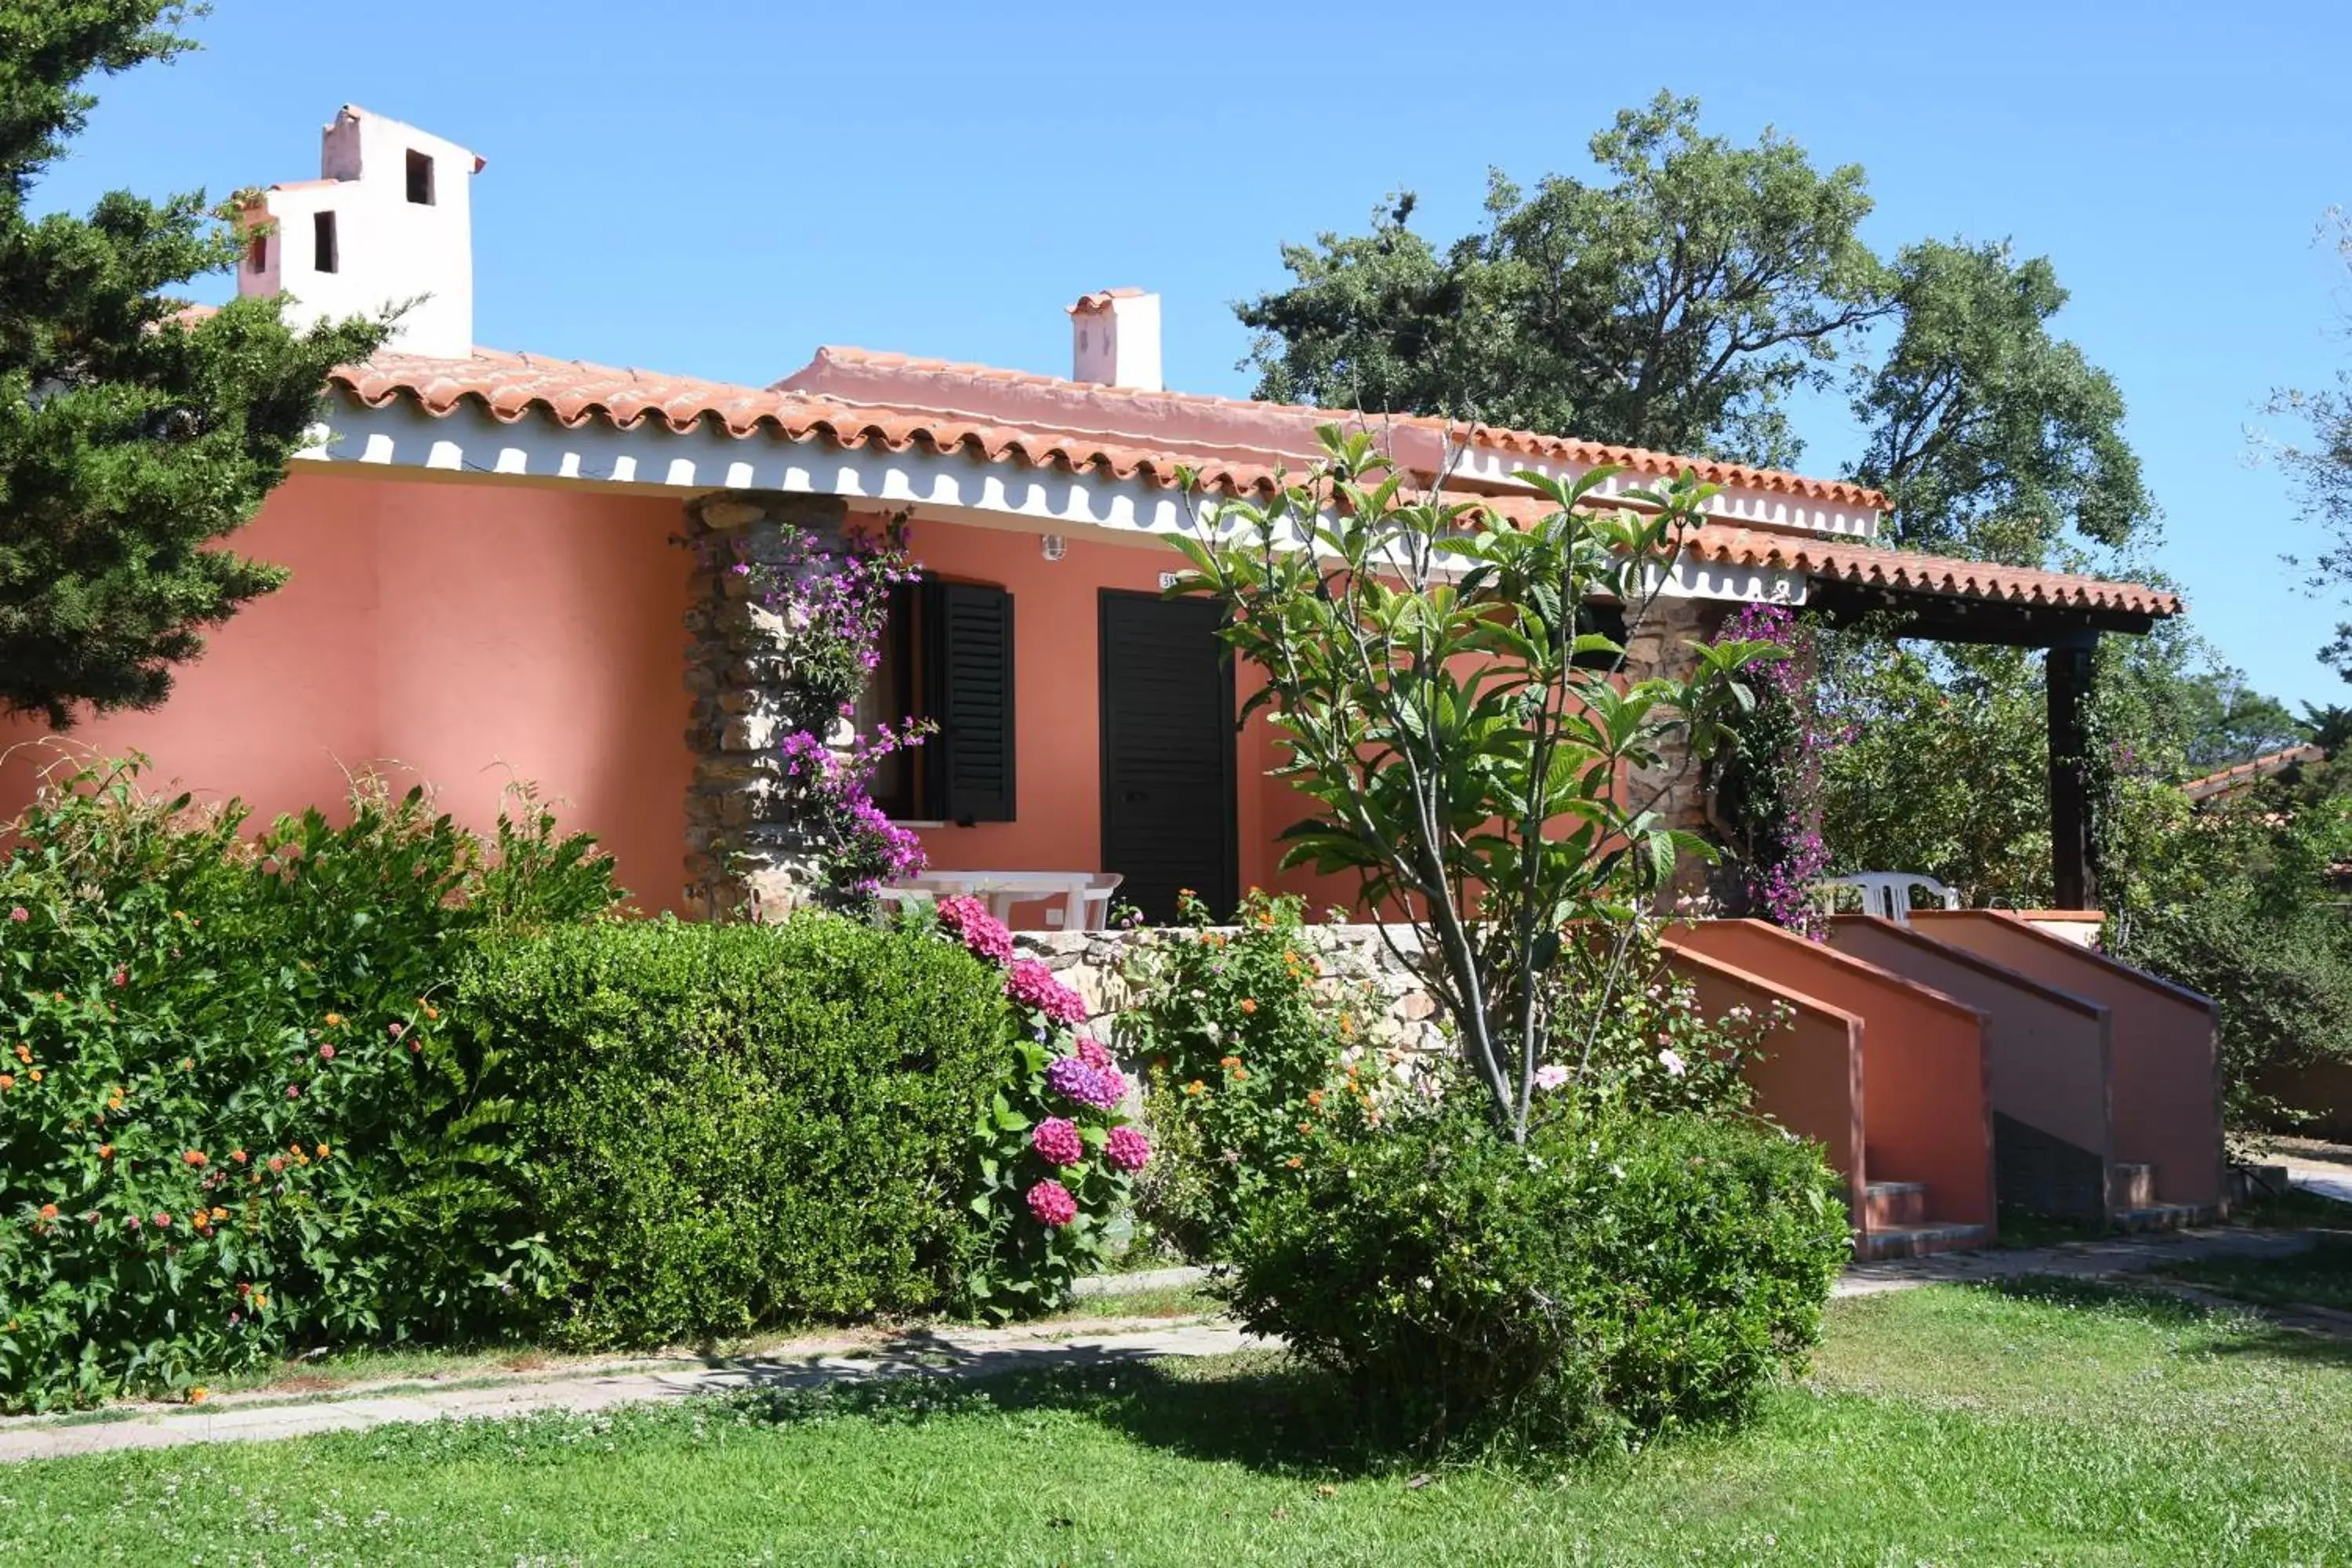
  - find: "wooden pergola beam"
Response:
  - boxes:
[1806,586,2135,912]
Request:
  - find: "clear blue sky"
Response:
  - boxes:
[34,1,2352,709]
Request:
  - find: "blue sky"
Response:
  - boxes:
[35,1,2352,708]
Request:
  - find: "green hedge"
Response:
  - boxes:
[468,916,1013,1348]
[0,764,617,1410]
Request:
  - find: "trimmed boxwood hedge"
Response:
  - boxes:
[466,915,1013,1348]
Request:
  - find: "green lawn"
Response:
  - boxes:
[3,1280,2348,1565]
[2159,1234,2352,1312]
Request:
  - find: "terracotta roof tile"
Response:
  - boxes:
[331,347,1290,495]
[1678,525,2184,619]
[2180,743,2325,800]
[332,347,2178,619]
[786,346,1889,510]
[1462,499,2183,619]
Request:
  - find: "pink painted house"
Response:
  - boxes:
[0,108,2224,1247]
[0,105,2183,926]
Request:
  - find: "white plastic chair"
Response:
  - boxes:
[1814,872,1962,924]
[1073,873,1123,933]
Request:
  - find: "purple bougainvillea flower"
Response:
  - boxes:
[1025,1179,1078,1228]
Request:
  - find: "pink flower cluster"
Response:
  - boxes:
[936,896,1014,964]
[1046,1053,1127,1110]
[1105,1125,1152,1174]
[1025,1178,1078,1227]
[1004,960,1088,1027]
[1030,1116,1084,1167]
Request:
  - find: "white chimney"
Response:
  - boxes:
[237,105,483,359]
[1068,289,1162,392]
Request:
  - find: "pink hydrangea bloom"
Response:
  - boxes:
[1030,1116,1084,1167]
[1076,1036,1112,1070]
[1105,1125,1152,1174]
[1025,1178,1078,1227]
[935,896,1014,964]
[1004,960,1088,1026]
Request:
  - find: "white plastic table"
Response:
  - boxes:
[884,869,1116,931]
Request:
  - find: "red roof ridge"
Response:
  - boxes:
[788,346,1889,509]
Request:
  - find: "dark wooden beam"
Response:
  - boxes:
[1806,586,2156,646]
[2046,629,2099,910]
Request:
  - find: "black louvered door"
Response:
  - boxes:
[1098,591,1236,924]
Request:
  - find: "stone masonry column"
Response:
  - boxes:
[1621,594,1736,906]
[681,489,853,920]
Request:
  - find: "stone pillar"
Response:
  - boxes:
[681,489,853,920]
[1621,594,1733,842]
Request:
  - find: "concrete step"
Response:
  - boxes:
[2113,1163,2158,1210]
[1863,1181,1929,1229]
[1856,1222,1991,1261]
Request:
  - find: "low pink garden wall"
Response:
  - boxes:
[1909,913,2222,1207]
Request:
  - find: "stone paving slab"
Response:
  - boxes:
[1835,1224,2320,1297]
[0,1226,2335,1465]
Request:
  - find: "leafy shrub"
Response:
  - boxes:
[1120,891,1378,1258]
[2115,895,2352,1132]
[920,898,1153,1319]
[1221,1094,1849,1457]
[0,760,616,1409]
[466,913,1014,1348]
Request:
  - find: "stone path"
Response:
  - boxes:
[0,1226,2334,1465]
[1834,1222,2321,1297]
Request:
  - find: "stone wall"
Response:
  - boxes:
[681,490,852,919]
[1011,923,1449,1056]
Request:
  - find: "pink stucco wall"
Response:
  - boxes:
[1909,912,2223,1207]
[0,470,697,911]
[1668,920,1996,1229]
[1830,916,2114,1174]
[1663,942,1867,1226]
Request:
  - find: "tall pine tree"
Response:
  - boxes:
[0,2,387,726]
